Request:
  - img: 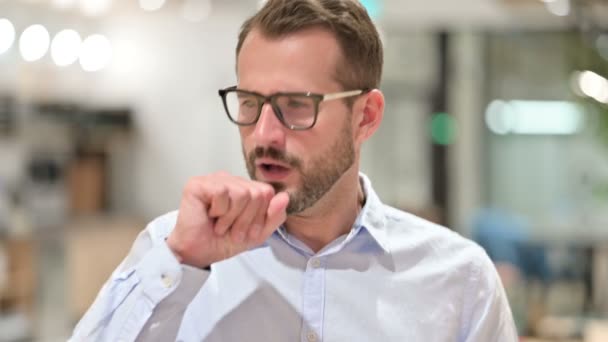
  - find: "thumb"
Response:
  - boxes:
[261,192,289,234]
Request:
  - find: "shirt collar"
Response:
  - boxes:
[274,172,392,255]
[355,172,391,254]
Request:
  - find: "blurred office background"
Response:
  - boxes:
[0,0,607,340]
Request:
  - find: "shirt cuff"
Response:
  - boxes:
[137,241,184,304]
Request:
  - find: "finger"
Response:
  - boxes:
[230,187,264,243]
[255,192,289,242]
[207,185,230,218]
[248,184,275,240]
[214,186,250,236]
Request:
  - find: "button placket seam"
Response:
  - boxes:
[301,257,325,342]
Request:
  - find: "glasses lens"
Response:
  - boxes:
[274,95,316,129]
[225,90,260,124]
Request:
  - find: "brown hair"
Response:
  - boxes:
[236,0,383,91]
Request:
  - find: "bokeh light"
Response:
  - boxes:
[0,18,16,55]
[19,24,50,62]
[51,29,82,67]
[52,0,78,10]
[544,0,570,17]
[139,0,165,12]
[79,34,112,72]
[79,0,112,17]
[485,100,583,135]
[577,70,608,104]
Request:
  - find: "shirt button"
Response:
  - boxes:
[306,331,317,342]
[310,258,321,268]
[161,274,173,288]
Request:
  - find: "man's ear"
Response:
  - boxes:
[355,89,384,143]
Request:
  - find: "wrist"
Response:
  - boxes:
[166,233,211,271]
[165,234,184,264]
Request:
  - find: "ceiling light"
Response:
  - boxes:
[79,34,112,72]
[19,24,50,62]
[0,18,16,55]
[79,0,112,17]
[577,70,608,103]
[139,0,165,11]
[51,29,81,66]
[486,100,584,135]
[544,0,570,17]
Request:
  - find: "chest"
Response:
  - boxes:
[176,250,465,342]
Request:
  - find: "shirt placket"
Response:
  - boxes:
[301,256,326,342]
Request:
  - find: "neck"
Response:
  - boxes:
[284,167,364,253]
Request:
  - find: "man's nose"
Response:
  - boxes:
[253,103,287,148]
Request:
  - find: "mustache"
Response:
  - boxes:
[248,146,302,169]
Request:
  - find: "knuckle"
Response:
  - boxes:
[259,183,275,195]
[216,216,231,230]
[223,206,240,221]
[211,184,228,198]
[253,187,272,203]
[232,187,250,202]
[232,221,246,233]
[184,178,200,193]
[213,170,230,178]
[249,188,263,202]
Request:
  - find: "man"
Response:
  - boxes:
[71,0,517,341]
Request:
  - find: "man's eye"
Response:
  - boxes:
[287,99,309,108]
[240,99,257,108]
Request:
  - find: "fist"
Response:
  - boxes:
[166,172,289,269]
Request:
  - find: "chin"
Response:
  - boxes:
[267,181,287,193]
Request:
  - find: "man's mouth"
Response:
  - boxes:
[255,159,292,181]
[260,163,289,172]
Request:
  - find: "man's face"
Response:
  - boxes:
[237,27,357,215]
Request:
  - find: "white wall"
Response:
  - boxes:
[98,7,254,218]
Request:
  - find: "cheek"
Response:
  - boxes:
[238,126,250,138]
[239,127,254,145]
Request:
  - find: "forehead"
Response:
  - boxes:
[236,27,344,94]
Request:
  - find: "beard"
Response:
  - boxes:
[244,119,355,215]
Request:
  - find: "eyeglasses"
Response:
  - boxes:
[218,86,369,130]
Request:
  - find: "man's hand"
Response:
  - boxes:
[166,172,289,269]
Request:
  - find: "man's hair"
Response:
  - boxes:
[236,0,383,91]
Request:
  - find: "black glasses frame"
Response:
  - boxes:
[218,86,369,130]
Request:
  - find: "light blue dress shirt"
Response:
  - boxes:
[70,174,517,342]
